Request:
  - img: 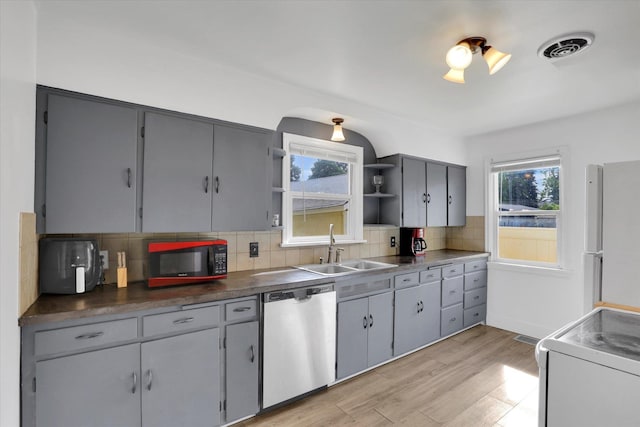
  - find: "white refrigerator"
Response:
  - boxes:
[584,160,640,309]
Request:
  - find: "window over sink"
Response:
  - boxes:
[281,133,363,247]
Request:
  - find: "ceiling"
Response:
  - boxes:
[34,0,640,138]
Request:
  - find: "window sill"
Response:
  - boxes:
[280,239,367,248]
[488,261,572,278]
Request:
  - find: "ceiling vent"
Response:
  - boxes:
[538,32,595,61]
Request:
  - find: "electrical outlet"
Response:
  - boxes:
[249,242,259,258]
[100,250,109,269]
[390,236,396,248]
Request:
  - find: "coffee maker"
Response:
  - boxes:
[399,228,427,256]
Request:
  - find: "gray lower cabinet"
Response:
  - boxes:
[225,321,259,423]
[212,125,270,231]
[142,112,215,232]
[441,264,464,337]
[140,328,220,427]
[336,291,393,379]
[393,280,441,356]
[38,93,138,233]
[463,260,488,327]
[35,344,140,427]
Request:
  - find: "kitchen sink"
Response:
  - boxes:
[294,260,397,276]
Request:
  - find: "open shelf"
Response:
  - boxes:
[364,163,395,169]
[364,192,395,198]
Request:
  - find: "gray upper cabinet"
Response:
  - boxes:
[225,321,259,422]
[142,112,214,232]
[212,125,270,231]
[35,344,140,427]
[140,328,220,427]
[41,94,138,233]
[378,153,466,227]
[402,157,427,227]
[447,165,467,227]
[426,162,447,227]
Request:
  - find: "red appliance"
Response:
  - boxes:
[147,240,227,288]
[399,228,427,256]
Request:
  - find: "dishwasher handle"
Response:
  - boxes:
[264,284,334,302]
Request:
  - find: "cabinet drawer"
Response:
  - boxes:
[394,272,420,289]
[441,304,463,337]
[441,276,464,307]
[225,299,257,323]
[337,277,391,299]
[35,317,138,357]
[465,259,487,273]
[143,305,220,337]
[420,268,441,284]
[464,270,487,291]
[464,304,487,328]
[442,264,464,278]
[464,287,487,308]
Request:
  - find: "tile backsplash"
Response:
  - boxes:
[37,217,486,285]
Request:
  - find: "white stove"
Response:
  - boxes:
[536,307,640,427]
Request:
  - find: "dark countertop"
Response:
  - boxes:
[19,250,488,326]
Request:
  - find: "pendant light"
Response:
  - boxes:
[331,118,345,141]
[443,37,511,84]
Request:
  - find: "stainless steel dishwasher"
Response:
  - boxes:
[262,284,336,409]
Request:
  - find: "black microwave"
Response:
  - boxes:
[147,240,227,288]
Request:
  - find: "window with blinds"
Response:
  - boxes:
[282,133,363,246]
[489,153,563,267]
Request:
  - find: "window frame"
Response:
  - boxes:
[486,148,566,269]
[281,132,364,247]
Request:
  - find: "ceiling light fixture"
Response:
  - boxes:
[331,118,345,141]
[443,37,511,84]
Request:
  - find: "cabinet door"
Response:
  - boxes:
[36,344,140,427]
[393,286,421,356]
[401,157,427,227]
[212,125,270,231]
[225,321,259,423]
[142,112,214,232]
[447,165,466,226]
[426,162,447,227]
[141,328,220,427]
[44,94,138,233]
[336,298,369,379]
[418,281,441,345]
[367,292,394,367]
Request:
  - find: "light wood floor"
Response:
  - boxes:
[239,325,539,426]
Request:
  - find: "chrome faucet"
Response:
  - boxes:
[327,224,335,264]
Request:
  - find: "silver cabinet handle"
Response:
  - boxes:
[449,195,453,205]
[474,278,480,282]
[369,314,373,328]
[215,176,220,193]
[146,369,153,391]
[474,312,479,317]
[127,168,132,188]
[417,301,421,313]
[233,306,252,312]
[249,345,255,363]
[450,269,456,273]
[204,176,209,193]
[449,290,456,294]
[420,301,424,312]
[422,193,427,203]
[131,372,137,394]
[173,317,194,325]
[75,331,104,340]
[450,317,457,322]
[474,295,480,300]
[403,278,411,282]
[427,193,431,203]
[363,316,368,329]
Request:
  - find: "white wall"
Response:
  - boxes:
[465,101,640,338]
[0,1,37,425]
[35,8,465,164]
